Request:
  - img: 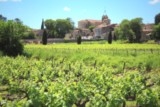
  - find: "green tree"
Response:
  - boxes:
[0,14,7,21]
[153,13,160,41]
[153,23,160,40]
[115,18,142,43]
[22,31,36,39]
[130,18,143,42]
[76,29,82,44]
[114,19,134,42]
[14,18,22,24]
[42,29,47,45]
[0,20,26,56]
[45,19,56,38]
[55,19,73,38]
[66,17,75,29]
[45,18,74,38]
[113,33,117,41]
[20,25,36,39]
[155,13,160,25]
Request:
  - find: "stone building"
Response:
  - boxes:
[142,23,154,35]
[93,14,117,38]
[73,13,116,39]
[141,23,154,41]
[93,24,116,39]
[72,13,154,40]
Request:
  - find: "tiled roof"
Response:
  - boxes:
[79,19,101,23]
[95,24,117,29]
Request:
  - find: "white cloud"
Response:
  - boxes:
[11,0,21,2]
[63,6,71,12]
[149,0,160,4]
[0,0,8,2]
[0,0,21,2]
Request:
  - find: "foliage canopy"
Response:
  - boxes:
[155,13,160,25]
[0,20,26,56]
[114,18,143,43]
[45,18,74,38]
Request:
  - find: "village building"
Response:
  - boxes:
[72,13,117,39]
[93,14,116,39]
[141,23,154,41]
[72,13,154,41]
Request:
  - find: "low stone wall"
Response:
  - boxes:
[23,38,105,44]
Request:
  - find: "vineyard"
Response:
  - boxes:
[0,43,160,107]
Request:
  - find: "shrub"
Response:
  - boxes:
[113,33,117,41]
[0,37,23,56]
[0,20,25,56]
[22,31,36,39]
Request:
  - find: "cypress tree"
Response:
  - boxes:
[108,31,112,44]
[42,29,47,45]
[77,35,81,44]
[41,19,44,30]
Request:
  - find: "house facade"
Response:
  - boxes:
[72,14,116,39]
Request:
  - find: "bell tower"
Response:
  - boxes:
[102,10,111,25]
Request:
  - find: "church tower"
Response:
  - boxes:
[102,10,111,25]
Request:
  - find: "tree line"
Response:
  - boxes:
[42,18,74,38]
[114,13,160,43]
[114,18,142,43]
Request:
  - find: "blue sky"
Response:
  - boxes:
[0,0,160,29]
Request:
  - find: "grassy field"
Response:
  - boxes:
[0,42,160,107]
